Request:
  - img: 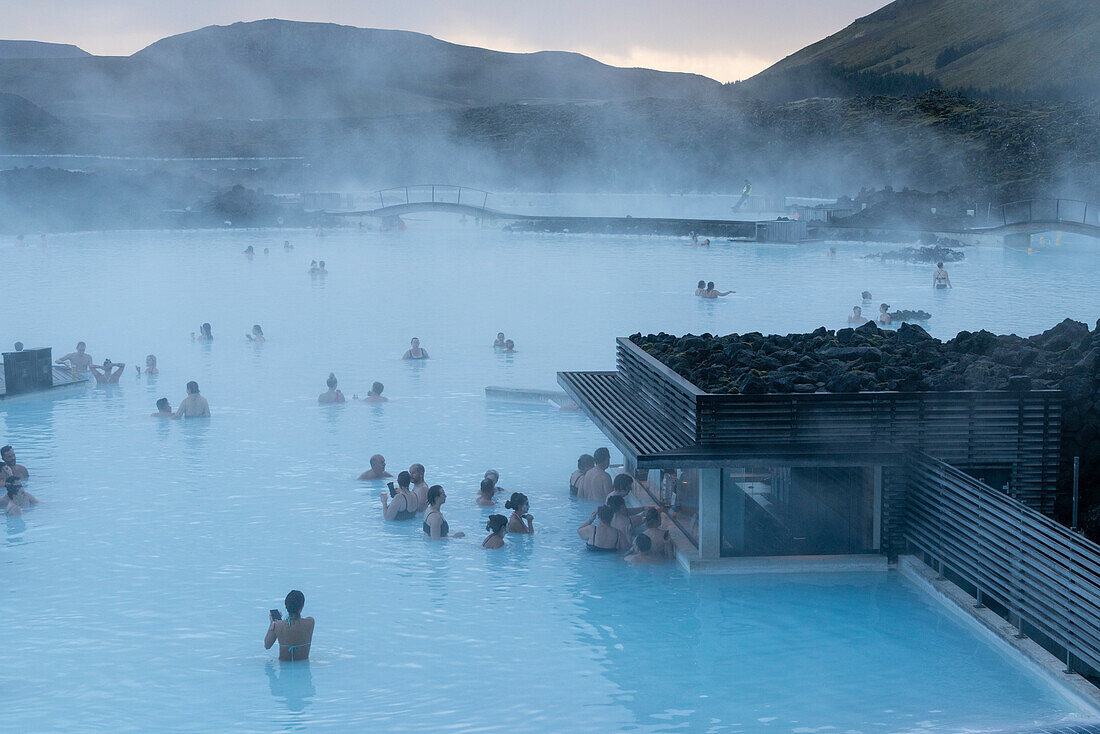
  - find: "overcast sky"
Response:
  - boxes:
[0,0,891,82]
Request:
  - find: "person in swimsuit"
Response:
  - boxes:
[193,323,213,341]
[264,590,315,662]
[358,454,392,480]
[140,355,159,375]
[318,373,345,404]
[933,262,952,289]
[174,381,211,418]
[402,337,430,360]
[247,325,265,343]
[243,245,255,255]
[504,492,534,534]
[423,485,464,539]
[284,240,293,250]
[625,533,664,564]
[878,303,892,325]
[483,470,504,495]
[151,398,173,418]
[493,332,506,349]
[0,472,37,513]
[1,446,29,480]
[380,471,419,521]
[848,306,868,325]
[359,382,388,403]
[90,359,126,384]
[476,477,497,507]
[570,454,595,496]
[606,494,643,536]
[577,448,613,502]
[641,508,673,559]
[410,464,429,512]
[702,281,733,299]
[503,339,517,354]
[56,341,92,373]
[483,514,507,549]
[578,505,630,552]
[694,280,706,297]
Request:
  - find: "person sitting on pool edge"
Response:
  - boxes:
[483,514,507,549]
[476,477,497,507]
[1,445,29,480]
[505,492,534,534]
[577,505,630,553]
[174,381,211,418]
[402,337,429,360]
[358,454,392,480]
[359,382,388,403]
[493,332,506,349]
[423,485,464,540]
[380,471,419,521]
[318,373,345,404]
[570,454,595,496]
[264,590,315,662]
[151,398,173,418]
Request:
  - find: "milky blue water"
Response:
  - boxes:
[3,216,1098,732]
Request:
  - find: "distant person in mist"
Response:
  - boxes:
[848,306,868,325]
[733,179,752,211]
[90,359,126,384]
[702,282,733,299]
[193,323,213,341]
[56,341,92,373]
[358,381,388,402]
[175,381,211,418]
[402,337,429,360]
[933,262,952,289]
[318,373,345,404]
[247,325,265,342]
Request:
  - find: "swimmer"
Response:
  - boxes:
[625,533,664,564]
[483,469,504,495]
[703,281,733,298]
[861,291,873,302]
[503,339,517,354]
[360,381,388,403]
[828,246,837,257]
[1,446,29,480]
[483,514,508,548]
[578,448,613,502]
[577,506,630,553]
[90,359,126,384]
[504,492,534,534]
[641,508,673,559]
[494,332,506,348]
[174,381,211,418]
[695,280,707,296]
[151,397,173,418]
[933,262,952,289]
[380,471,418,521]
[476,477,497,506]
[570,454,595,496]
[242,245,255,255]
[318,373,345,404]
[2,476,35,515]
[143,355,159,375]
[878,303,892,325]
[193,323,213,341]
[699,238,710,247]
[317,260,327,274]
[848,306,868,325]
[358,454,392,480]
[309,260,318,273]
[402,337,430,360]
[247,325,265,343]
[263,247,269,255]
[608,473,634,500]
[423,485,465,539]
[606,495,643,536]
[690,231,698,245]
[56,341,92,373]
[264,590,315,662]
[284,240,293,250]
[410,464,429,511]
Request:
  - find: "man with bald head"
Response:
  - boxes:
[358,454,393,480]
[409,463,429,512]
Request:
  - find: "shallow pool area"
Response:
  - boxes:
[3,219,1100,731]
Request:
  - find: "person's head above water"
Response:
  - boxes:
[201,323,212,337]
[593,447,610,469]
[427,485,446,507]
[484,469,499,483]
[410,337,420,348]
[186,381,200,395]
[852,306,862,315]
[284,590,305,619]
[396,470,411,489]
[707,281,715,290]
[370,454,386,472]
[486,514,507,534]
[645,507,661,528]
[578,454,595,472]
[937,262,944,269]
[156,398,170,413]
[634,533,653,555]
[607,495,627,514]
[479,477,495,497]
[410,463,425,482]
[596,505,614,525]
[497,332,505,340]
[319,260,326,268]
[146,355,157,368]
[6,476,20,499]
[504,492,528,512]
[76,341,86,352]
[505,339,514,349]
[252,325,263,336]
[13,342,22,351]
[697,280,706,288]
[326,373,338,390]
[612,473,633,495]
[370,381,384,395]
[862,291,872,300]
[880,303,890,313]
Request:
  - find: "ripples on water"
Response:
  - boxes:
[2,221,1096,731]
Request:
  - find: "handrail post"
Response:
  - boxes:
[405,186,409,204]
[432,185,435,203]
[379,190,384,208]
[457,187,462,205]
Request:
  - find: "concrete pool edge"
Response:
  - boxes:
[898,555,1100,717]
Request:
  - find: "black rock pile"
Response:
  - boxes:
[863,245,964,263]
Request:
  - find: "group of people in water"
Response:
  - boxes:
[694,281,734,299]
[847,262,954,326]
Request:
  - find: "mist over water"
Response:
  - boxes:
[1,217,1096,730]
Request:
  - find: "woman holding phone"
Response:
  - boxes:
[264,590,315,662]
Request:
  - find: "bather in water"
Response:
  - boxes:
[504,492,534,534]
[90,359,126,384]
[318,373,345,404]
[247,325,265,342]
[570,454,595,496]
[483,514,508,549]
[151,397,173,418]
[264,590,315,662]
[358,454,392,480]
[423,485,465,539]
[359,382,388,402]
[578,505,630,553]
[380,471,419,521]
[402,337,430,360]
[476,477,497,506]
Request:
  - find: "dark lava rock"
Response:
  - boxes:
[863,245,964,264]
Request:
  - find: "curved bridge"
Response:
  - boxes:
[983,198,1100,240]
[329,184,515,220]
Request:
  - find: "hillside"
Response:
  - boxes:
[740,0,1100,100]
[0,40,89,59]
[0,19,720,120]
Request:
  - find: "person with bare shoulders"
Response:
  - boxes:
[502,339,517,354]
[848,306,868,325]
[358,454,392,480]
[578,447,613,502]
[193,323,213,341]
[174,381,211,418]
[0,472,37,513]
[493,332,507,349]
[151,398,173,418]
[578,505,630,553]
[90,359,126,384]
[483,470,504,495]
[380,471,418,521]
[247,325,265,343]
[409,464,429,511]
[933,262,952,289]
[625,533,665,564]
[476,477,497,507]
[423,485,465,539]
[504,492,534,534]
[264,590,315,662]
[141,355,159,375]
[359,382,388,403]
[56,341,92,373]
[1,446,29,480]
[570,454,595,496]
[694,280,706,297]
[703,281,733,298]
[402,337,430,360]
[318,373,345,404]
[641,507,673,559]
[878,303,892,325]
[483,514,507,548]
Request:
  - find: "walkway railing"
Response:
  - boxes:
[374,184,490,211]
[1000,198,1100,227]
[906,453,1100,676]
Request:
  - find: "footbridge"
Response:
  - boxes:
[328,185,515,220]
[984,198,1100,243]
